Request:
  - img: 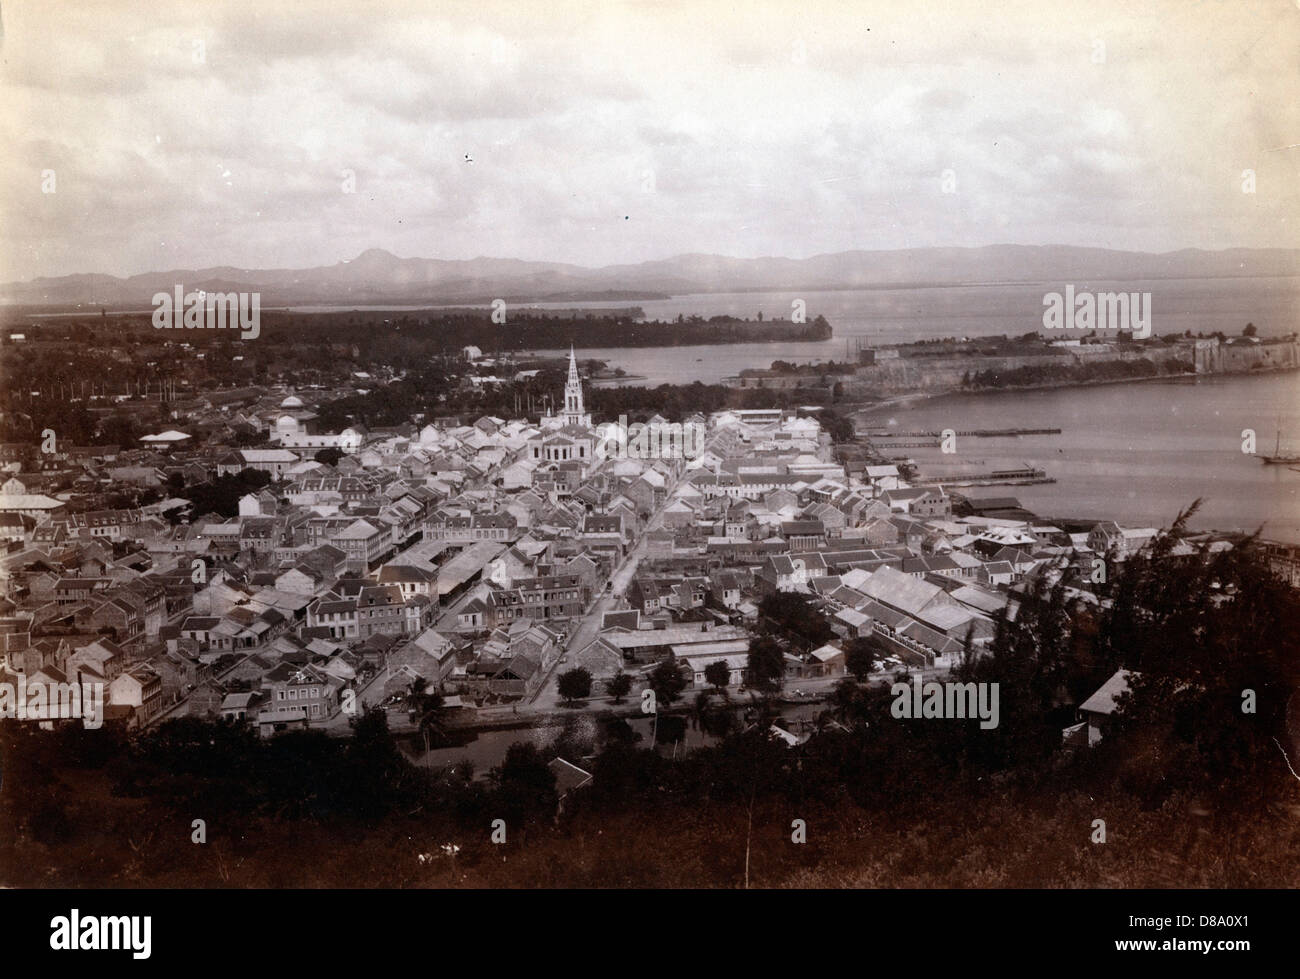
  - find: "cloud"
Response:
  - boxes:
[1,0,1297,280]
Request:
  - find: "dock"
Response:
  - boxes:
[861,427,1062,439]
[909,461,1051,486]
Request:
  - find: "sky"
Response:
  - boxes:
[1,0,1298,280]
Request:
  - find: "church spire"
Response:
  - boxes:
[567,345,580,387]
[561,342,588,427]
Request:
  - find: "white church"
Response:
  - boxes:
[528,347,595,463]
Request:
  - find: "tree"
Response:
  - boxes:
[314,447,344,465]
[648,657,687,706]
[557,668,593,704]
[181,468,272,518]
[605,672,632,703]
[1089,505,1298,809]
[704,659,731,692]
[490,742,558,825]
[819,408,854,443]
[758,590,833,650]
[230,426,265,447]
[343,707,417,815]
[1242,322,1257,337]
[405,679,445,744]
[747,635,785,694]
[404,677,428,714]
[953,552,1077,771]
[830,677,861,718]
[844,636,881,681]
[689,690,713,731]
[96,414,138,447]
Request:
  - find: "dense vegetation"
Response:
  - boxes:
[180,469,274,519]
[311,367,858,434]
[757,591,835,651]
[0,310,831,446]
[248,309,833,356]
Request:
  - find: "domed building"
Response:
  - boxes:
[272,393,319,445]
[270,393,364,455]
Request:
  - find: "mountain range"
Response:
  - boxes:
[4,244,1298,308]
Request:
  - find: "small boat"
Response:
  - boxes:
[1261,428,1300,465]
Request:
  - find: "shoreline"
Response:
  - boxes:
[845,363,1300,417]
[844,372,1300,546]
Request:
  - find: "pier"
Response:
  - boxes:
[861,427,1062,439]
[909,462,1052,486]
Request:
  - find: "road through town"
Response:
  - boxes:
[529,471,679,709]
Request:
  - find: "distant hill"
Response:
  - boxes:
[4,244,1298,308]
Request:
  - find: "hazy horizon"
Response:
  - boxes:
[10,242,1300,287]
[3,0,1298,282]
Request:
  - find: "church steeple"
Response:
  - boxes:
[562,344,587,425]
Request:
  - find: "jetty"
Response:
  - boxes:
[908,460,1052,487]
[862,427,1062,439]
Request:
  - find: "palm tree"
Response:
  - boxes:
[405,677,428,718]
[406,676,446,746]
[690,689,713,731]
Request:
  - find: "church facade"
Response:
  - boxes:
[529,347,594,465]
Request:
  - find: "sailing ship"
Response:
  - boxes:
[1261,428,1300,465]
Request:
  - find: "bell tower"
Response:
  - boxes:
[561,345,590,427]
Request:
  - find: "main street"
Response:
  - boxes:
[528,468,680,709]
[526,537,648,710]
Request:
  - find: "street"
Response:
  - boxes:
[529,468,679,708]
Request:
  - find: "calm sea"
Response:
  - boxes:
[852,371,1300,543]
[531,276,1300,383]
